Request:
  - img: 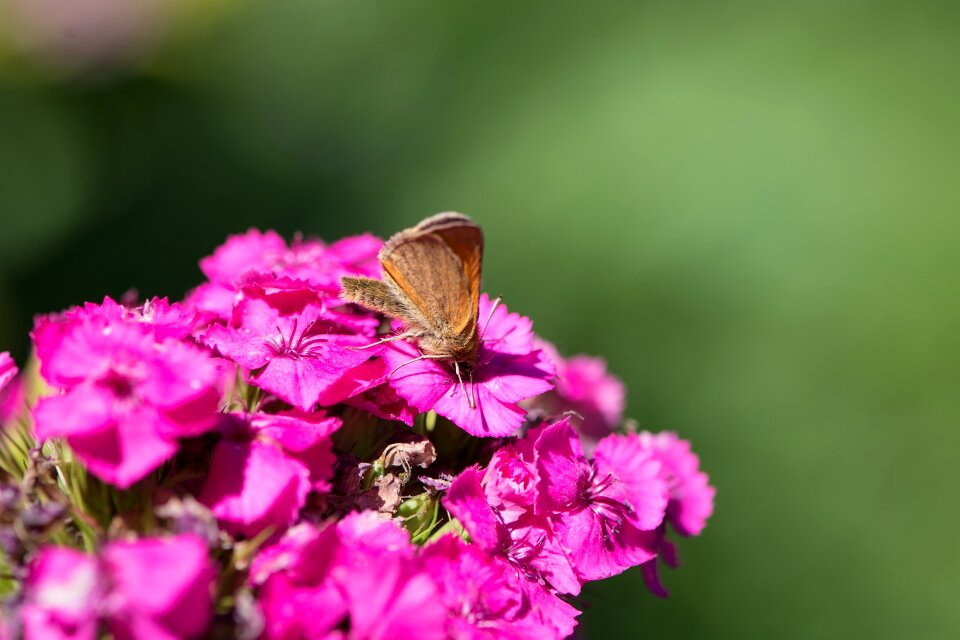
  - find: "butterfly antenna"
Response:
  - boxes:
[479,295,503,342]
[469,369,477,410]
[348,332,413,351]
[388,353,447,380]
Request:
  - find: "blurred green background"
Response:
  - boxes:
[1,0,958,637]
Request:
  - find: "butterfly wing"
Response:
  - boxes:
[379,213,483,338]
[415,213,484,328]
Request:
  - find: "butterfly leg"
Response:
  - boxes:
[454,361,476,410]
[468,368,477,410]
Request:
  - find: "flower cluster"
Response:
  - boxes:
[0,227,714,639]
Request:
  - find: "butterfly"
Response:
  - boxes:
[340,212,495,408]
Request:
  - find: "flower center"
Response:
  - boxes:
[265,317,331,359]
[580,467,633,546]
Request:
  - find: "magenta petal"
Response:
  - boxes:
[200,228,287,284]
[253,358,325,411]
[67,407,179,488]
[482,445,538,523]
[535,420,588,512]
[345,382,418,426]
[476,293,536,356]
[443,466,504,552]
[383,316,552,437]
[517,575,581,640]
[202,324,273,370]
[255,413,340,491]
[259,573,347,640]
[381,341,451,413]
[594,434,668,531]
[316,358,386,406]
[433,384,527,438]
[155,387,222,439]
[199,439,310,537]
[637,431,716,537]
[331,514,442,639]
[251,411,341,491]
[33,385,114,439]
[251,522,341,587]
[103,535,215,640]
[558,508,658,582]
[671,469,716,537]
[642,559,670,598]
[423,534,578,640]
[253,411,342,451]
[184,282,239,323]
[326,233,382,276]
[0,352,16,395]
[336,555,445,640]
[555,509,620,581]
[253,356,350,412]
[478,350,555,404]
[0,376,23,424]
[509,518,582,596]
[336,511,416,560]
[21,547,101,640]
[138,340,222,410]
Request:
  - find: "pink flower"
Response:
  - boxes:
[201,230,382,291]
[191,229,383,322]
[535,419,668,582]
[101,536,216,639]
[21,547,101,640]
[199,411,341,537]
[445,463,580,595]
[319,357,418,425]
[530,340,626,449]
[480,435,539,524]
[32,298,197,369]
[635,431,716,597]
[253,513,446,640]
[638,431,715,537]
[32,310,223,488]
[0,377,24,425]
[0,353,20,423]
[422,534,579,640]
[382,295,555,437]
[202,295,378,411]
[200,228,288,286]
[21,535,215,640]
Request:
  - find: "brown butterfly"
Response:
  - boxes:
[340,212,493,408]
